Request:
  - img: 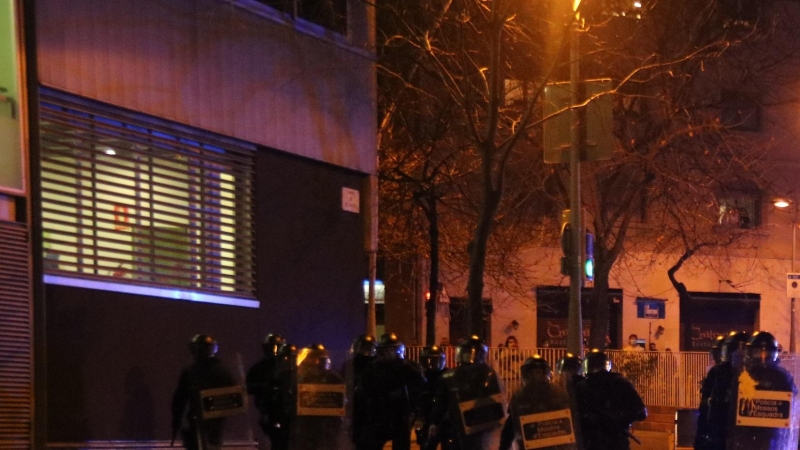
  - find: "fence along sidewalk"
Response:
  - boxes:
[406,346,712,408]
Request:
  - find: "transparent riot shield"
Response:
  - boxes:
[446,362,507,449]
[341,352,373,448]
[726,358,799,450]
[552,374,585,450]
[289,357,349,450]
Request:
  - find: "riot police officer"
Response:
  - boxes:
[555,353,584,449]
[291,344,346,450]
[428,335,506,450]
[270,343,299,450]
[345,335,377,447]
[700,331,750,450]
[171,334,237,450]
[356,332,426,450]
[500,355,578,450]
[726,331,797,450]
[576,350,646,450]
[246,333,286,449]
[417,345,449,450]
[695,334,726,450]
[555,353,584,384]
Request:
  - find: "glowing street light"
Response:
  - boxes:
[775,197,797,352]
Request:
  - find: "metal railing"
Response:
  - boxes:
[406,346,712,408]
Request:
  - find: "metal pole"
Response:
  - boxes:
[789,222,797,354]
[365,174,378,337]
[567,20,583,356]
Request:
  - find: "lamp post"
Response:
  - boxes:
[774,198,796,353]
[567,0,584,356]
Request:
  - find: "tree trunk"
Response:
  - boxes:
[466,187,502,339]
[588,265,611,350]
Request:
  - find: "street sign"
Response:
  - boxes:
[543,79,614,164]
[636,298,665,319]
[787,273,800,297]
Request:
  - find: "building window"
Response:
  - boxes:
[39,90,256,305]
[717,192,760,229]
[719,91,761,132]
[254,0,348,35]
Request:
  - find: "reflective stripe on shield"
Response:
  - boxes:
[297,383,346,416]
[458,392,506,434]
[519,408,576,449]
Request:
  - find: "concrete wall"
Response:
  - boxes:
[36,0,377,174]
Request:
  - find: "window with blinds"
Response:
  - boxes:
[39,91,256,304]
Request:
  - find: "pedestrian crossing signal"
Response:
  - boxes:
[585,233,595,281]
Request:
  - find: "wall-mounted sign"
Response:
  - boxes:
[636,298,665,319]
[787,274,800,298]
[342,187,360,213]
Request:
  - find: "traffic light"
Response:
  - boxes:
[584,232,595,281]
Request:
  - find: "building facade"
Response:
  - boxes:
[0,0,376,446]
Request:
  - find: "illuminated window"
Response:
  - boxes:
[39,90,256,304]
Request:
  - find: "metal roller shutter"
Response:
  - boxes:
[39,90,256,299]
[0,220,32,448]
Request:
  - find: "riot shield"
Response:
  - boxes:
[726,363,798,450]
[553,374,585,450]
[341,353,374,446]
[289,367,349,450]
[446,362,507,449]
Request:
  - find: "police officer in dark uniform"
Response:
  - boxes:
[726,331,796,450]
[417,345,449,450]
[345,335,377,447]
[695,334,726,450]
[576,350,646,450]
[291,344,346,450]
[357,332,426,450]
[555,353,584,449]
[428,335,506,450]
[171,334,237,450]
[245,333,286,449]
[270,343,299,450]
[555,353,584,382]
[700,331,750,450]
[500,355,577,450]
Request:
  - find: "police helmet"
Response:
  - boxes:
[721,331,750,363]
[277,343,298,364]
[583,349,611,374]
[377,333,406,359]
[189,334,219,360]
[746,331,779,366]
[710,335,725,364]
[520,355,551,381]
[351,334,377,357]
[420,345,447,371]
[262,333,285,357]
[456,335,488,366]
[555,353,583,377]
[299,343,331,372]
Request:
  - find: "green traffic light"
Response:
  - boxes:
[585,258,594,280]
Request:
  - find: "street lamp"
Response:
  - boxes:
[774,197,796,353]
[567,0,584,356]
